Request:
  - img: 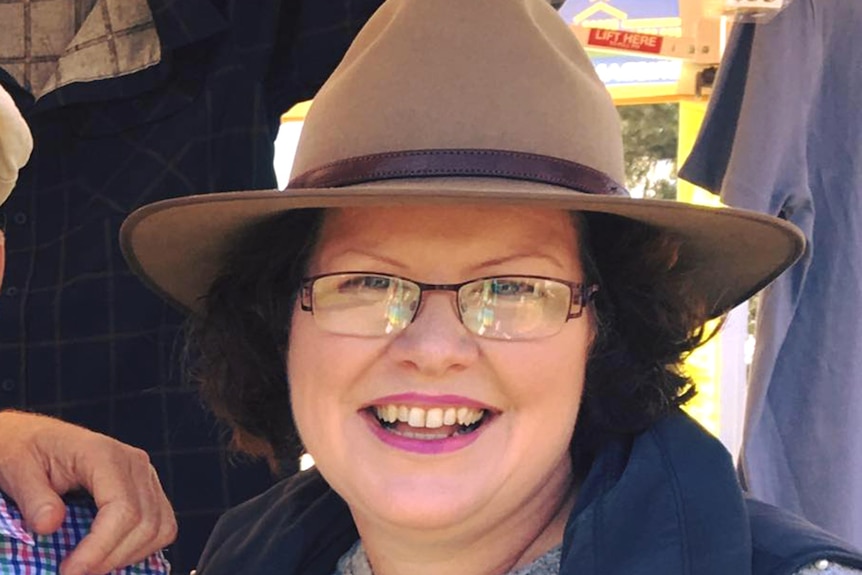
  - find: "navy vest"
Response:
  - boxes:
[198,412,862,574]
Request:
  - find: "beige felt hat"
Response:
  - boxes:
[120,0,804,317]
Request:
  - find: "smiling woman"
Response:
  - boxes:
[186,202,697,572]
[113,0,862,574]
[288,206,589,550]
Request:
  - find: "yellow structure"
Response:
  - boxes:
[281,100,312,123]
[676,101,724,438]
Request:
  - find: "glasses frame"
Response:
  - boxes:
[299,271,599,338]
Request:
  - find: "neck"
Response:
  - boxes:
[354,469,577,575]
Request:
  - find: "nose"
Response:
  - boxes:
[387,291,480,377]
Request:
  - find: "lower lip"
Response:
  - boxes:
[364,414,487,455]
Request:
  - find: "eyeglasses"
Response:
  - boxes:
[299,272,598,340]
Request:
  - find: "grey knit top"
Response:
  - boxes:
[332,542,561,575]
[332,540,862,575]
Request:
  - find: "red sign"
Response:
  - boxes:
[587,28,664,54]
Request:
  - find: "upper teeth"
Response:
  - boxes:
[374,405,485,428]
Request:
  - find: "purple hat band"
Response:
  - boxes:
[287,148,630,197]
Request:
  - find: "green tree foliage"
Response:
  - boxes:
[617,103,679,200]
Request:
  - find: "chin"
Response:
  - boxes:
[367,493,484,531]
[345,471,495,531]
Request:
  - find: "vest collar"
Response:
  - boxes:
[562,412,752,574]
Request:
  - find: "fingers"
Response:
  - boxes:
[17,489,66,534]
[62,498,175,575]
[0,461,67,534]
[0,411,177,575]
[0,412,70,533]
[61,456,177,575]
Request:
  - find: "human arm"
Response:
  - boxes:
[0,410,177,575]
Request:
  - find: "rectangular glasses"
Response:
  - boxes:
[299,272,598,340]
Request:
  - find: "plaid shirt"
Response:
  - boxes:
[0,492,170,574]
[0,0,161,99]
[0,0,383,570]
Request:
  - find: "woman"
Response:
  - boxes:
[119,0,862,573]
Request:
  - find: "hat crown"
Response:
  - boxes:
[121,0,804,320]
[292,0,625,185]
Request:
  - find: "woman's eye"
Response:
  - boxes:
[489,279,536,296]
[339,275,392,291]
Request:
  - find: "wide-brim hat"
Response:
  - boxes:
[120,0,804,318]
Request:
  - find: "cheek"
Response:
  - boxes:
[531,330,590,428]
[286,311,330,447]
[286,310,382,445]
[488,328,590,420]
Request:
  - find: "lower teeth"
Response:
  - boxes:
[391,429,451,440]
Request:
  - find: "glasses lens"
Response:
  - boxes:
[459,277,571,340]
[311,273,420,336]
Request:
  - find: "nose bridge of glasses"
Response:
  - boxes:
[410,280,466,325]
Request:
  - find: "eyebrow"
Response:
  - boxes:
[468,253,568,273]
[322,249,568,273]
[319,249,407,270]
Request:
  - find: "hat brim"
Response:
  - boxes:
[120,179,805,318]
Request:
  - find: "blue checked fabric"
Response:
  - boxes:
[0,492,169,574]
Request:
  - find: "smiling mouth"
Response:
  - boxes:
[369,405,489,440]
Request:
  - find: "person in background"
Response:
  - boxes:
[0,85,172,575]
[0,1,383,569]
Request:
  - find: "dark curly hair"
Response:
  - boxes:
[185,207,713,472]
[570,212,712,474]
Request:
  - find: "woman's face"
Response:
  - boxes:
[288,205,593,537]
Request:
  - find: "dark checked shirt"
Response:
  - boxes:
[0,491,170,574]
[0,0,383,571]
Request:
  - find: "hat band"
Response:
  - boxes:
[287,149,629,197]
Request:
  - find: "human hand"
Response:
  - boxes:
[0,411,177,575]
